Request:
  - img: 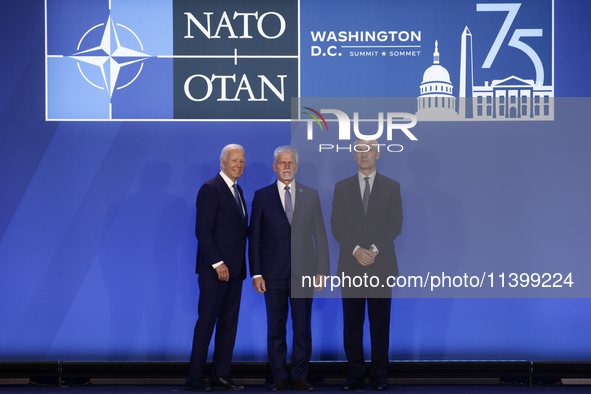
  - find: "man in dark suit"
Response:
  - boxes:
[331,139,403,391]
[186,144,248,391]
[249,146,330,391]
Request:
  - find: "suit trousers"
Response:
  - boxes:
[188,274,243,379]
[342,297,392,379]
[264,278,313,381]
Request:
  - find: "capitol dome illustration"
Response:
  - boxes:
[416,40,458,120]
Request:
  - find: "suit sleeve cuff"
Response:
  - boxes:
[212,261,223,269]
[371,244,379,254]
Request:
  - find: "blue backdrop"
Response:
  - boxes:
[1,0,591,362]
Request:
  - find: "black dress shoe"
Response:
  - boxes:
[291,378,315,391]
[269,378,289,391]
[209,376,244,391]
[372,377,388,390]
[341,378,364,390]
[210,376,245,391]
[185,377,211,391]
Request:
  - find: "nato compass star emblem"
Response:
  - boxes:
[71,15,150,99]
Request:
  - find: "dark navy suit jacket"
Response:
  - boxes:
[195,173,248,280]
[331,172,403,279]
[249,182,329,281]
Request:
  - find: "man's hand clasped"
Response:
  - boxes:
[354,248,376,266]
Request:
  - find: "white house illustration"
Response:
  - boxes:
[471,75,553,119]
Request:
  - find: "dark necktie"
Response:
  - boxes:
[233,184,245,222]
[362,177,370,215]
[285,185,292,225]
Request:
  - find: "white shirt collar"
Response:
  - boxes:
[358,170,376,183]
[358,170,376,194]
[276,179,296,193]
[220,171,237,191]
[277,179,296,210]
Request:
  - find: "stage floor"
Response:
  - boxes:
[1,385,591,394]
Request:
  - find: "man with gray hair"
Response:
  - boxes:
[331,139,403,390]
[186,144,248,391]
[249,146,330,391]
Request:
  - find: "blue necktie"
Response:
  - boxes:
[284,185,292,225]
[233,184,245,222]
[363,177,370,215]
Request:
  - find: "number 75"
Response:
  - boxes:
[477,3,544,85]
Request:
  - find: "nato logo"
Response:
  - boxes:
[46,0,299,120]
[46,0,173,120]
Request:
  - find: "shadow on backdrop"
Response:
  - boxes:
[394,149,467,360]
[99,160,187,361]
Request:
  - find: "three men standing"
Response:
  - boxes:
[331,139,403,390]
[249,146,330,391]
[187,141,402,391]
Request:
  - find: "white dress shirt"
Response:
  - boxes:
[277,179,296,211]
[358,170,376,198]
[212,171,245,269]
[353,170,379,256]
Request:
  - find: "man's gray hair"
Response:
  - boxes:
[273,145,298,164]
[353,138,380,152]
[353,138,379,148]
[220,144,245,169]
